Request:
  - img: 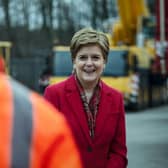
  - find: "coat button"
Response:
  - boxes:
[87,146,92,152]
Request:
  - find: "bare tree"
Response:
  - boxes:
[90,0,110,30]
[38,0,54,47]
[91,0,98,28]
[1,0,11,28]
[39,0,53,29]
[101,0,109,21]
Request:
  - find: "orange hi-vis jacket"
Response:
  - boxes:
[0,73,82,168]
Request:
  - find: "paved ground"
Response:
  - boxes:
[126,105,168,168]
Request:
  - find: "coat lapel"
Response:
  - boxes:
[65,76,92,144]
[95,82,114,139]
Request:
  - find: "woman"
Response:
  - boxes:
[44,28,127,168]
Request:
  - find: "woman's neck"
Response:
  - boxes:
[80,80,98,91]
[82,82,98,103]
[75,75,99,102]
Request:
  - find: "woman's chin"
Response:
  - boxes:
[82,76,98,83]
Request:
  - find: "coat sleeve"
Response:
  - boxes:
[44,86,53,103]
[31,92,82,168]
[107,95,128,168]
[44,86,60,109]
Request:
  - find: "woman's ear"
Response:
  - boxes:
[103,64,106,69]
[72,64,76,74]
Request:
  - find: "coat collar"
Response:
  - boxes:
[65,75,115,143]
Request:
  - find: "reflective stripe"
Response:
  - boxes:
[11,80,33,168]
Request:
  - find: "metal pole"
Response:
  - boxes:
[160,0,165,43]
[159,0,166,74]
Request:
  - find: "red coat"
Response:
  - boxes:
[44,75,127,168]
[0,56,5,73]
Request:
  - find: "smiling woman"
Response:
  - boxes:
[44,27,128,168]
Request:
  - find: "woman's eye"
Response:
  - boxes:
[77,55,101,61]
[79,56,87,60]
[92,56,100,60]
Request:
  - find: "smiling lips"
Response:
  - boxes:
[83,68,96,73]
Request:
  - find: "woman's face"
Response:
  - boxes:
[73,44,105,87]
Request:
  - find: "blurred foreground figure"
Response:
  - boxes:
[0,73,82,168]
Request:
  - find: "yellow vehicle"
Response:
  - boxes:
[49,45,151,110]
[49,46,72,85]
[0,41,12,74]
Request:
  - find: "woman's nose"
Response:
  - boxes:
[85,57,92,65]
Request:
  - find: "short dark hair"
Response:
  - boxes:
[70,27,109,62]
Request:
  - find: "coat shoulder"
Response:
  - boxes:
[45,75,75,93]
[101,81,123,98]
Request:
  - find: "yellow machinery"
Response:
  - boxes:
[105,0,165,110]
[0,41,12,74]
[49,46,72,84]
[111,0,149,46]
[49,45,152,110]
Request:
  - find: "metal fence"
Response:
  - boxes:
[10,57,46,92]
